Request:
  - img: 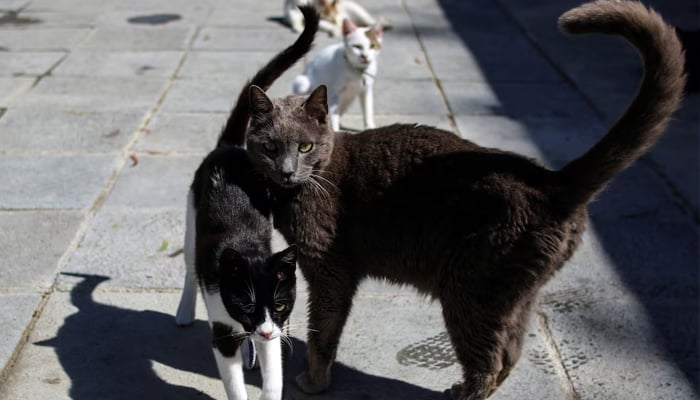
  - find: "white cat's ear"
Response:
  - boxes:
[271,245,297,281]
[249,85,273,116]
[371,22,383,39]
[303,85,328,124]
[342,18,357,36]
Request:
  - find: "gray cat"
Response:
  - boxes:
[244,1,685,399]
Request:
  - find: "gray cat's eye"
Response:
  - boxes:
[298,143,313,153]
[263,141,277,152]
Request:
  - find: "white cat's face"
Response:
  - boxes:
[342,20,382,69]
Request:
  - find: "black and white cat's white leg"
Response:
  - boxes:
[359,78,375,129]
[257,335,284,400]
[175,188,197,326]
[318,19,341,37]
[205,292,249,400]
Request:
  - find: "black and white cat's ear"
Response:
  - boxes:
[303,85,328,124]
[220,248,246,274]
[342,18,357,36]
[249,85,273,117]
[270,245,297,281]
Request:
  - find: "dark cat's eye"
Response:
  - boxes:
[274,303,286,312]
[242,304,255,313]
[298,143,313,153]
[263,141,277,153]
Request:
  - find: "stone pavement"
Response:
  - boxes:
[0,0,697,399]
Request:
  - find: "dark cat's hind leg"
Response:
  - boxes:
[296,264,359,394]
[441,269,535,400]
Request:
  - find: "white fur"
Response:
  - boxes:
[292,22,381,131]
[283,0,377,37]
[175,189,288,400]
[175,189,197,326]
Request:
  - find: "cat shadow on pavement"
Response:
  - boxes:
[36,273,446,400]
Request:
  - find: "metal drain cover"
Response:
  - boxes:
[396,331,457,370]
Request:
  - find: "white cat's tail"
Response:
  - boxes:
[293,74,312,95]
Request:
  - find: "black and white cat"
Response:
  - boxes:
[174,6,319,400]
[292,18,382,131]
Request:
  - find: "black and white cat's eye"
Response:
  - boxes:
[298,143,313,153]
[274,303,287,312]
[242,304,256,313]
[263,141,277,153]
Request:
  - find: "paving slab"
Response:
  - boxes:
[160,77,297,113]
[0,210,83,289]
[445,82,596,118]
[0,28,90,50]
[136,111,226,154]
[94,7,211,27]
[0,77,34,107]
[193,27,302,51]
[0,155,116,209]
[52,51,182,77]
[0,52,65,77]
[0,107,145,154]
[543,297,696,400]
[101,154,202,209]
[0,293,42,378]
[59,208,186,290]
[79,26,196,50]
[0,0,29,11]
[16,76,168,112]
[178,50,305,80]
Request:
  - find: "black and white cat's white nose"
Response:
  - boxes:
[260,331,273,340]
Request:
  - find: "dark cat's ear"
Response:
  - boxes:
[270,245,297,281]
[342,18,357,36]
[249,85,273,117]
[220,248,246,274]
[303,85,328,124]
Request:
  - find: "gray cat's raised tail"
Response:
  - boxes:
[553,0,685,210]
[217,6,320,147]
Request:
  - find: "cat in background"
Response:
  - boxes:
[284,0,379,37]
[244,1,686,399]
[293,18,382,131]
[174,6,319,400]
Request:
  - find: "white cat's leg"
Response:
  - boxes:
[342,0,376,26]
[175,189,197,326]
[329,102,341,131]
[214,348,248,400]
[292,74,311,95]
[360,82,375,129]
[257,337,284,400]
[318,19,341,37]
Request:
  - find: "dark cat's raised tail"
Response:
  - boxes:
[553,0,685,209]
[217,6,320,147]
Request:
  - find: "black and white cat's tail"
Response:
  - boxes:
[553,0,685,210]
[217,6,320,148]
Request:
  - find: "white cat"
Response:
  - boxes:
[284,0,378,37]
[293,19,382,131]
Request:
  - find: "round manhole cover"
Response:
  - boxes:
[396,331,457,370]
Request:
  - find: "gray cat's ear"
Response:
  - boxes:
[303,85,328,124]
[271,245,297,281]
[249,85,273,116]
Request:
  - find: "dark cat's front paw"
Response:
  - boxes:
[295,370,329,394]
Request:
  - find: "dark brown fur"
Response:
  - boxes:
[244,1,686,399]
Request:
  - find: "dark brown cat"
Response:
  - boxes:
[243,1,686,399]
